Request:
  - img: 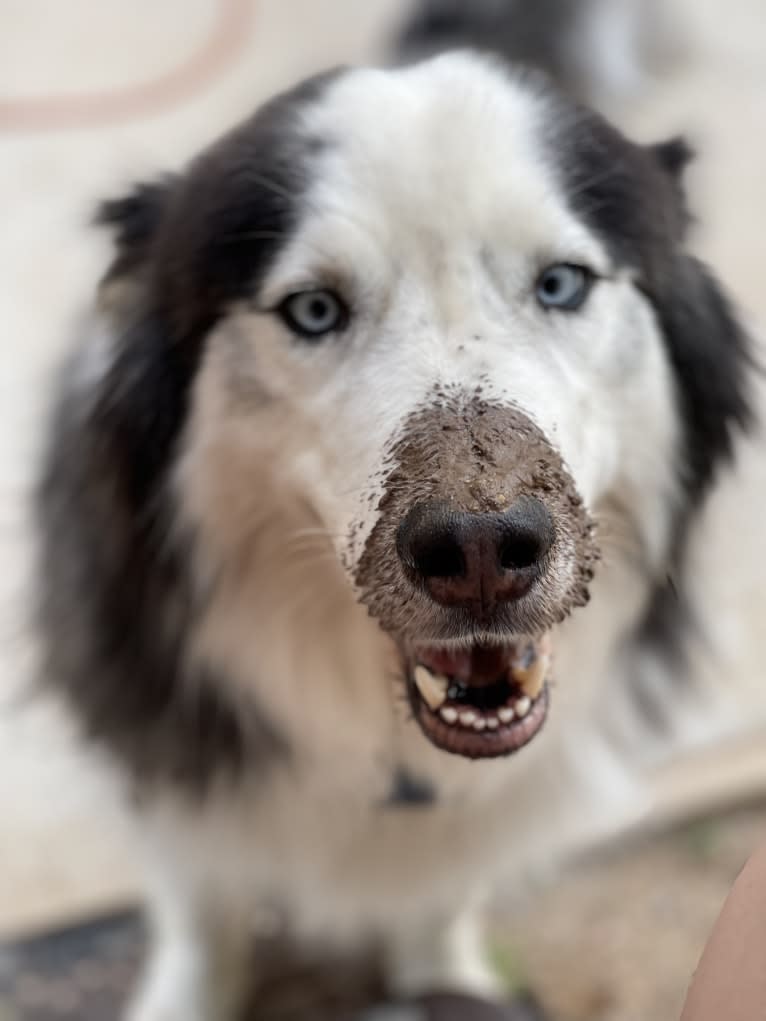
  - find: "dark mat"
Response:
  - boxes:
[0,911,552,1020]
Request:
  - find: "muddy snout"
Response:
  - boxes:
[355,399,599,640]
[396,497,555,616]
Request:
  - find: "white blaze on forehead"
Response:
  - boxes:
[256,52,679,571]
[261,54,610,302]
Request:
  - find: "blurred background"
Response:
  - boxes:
[1,1,766,1019]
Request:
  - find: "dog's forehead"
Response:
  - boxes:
[311,55,545,180]
[279,55,607,272]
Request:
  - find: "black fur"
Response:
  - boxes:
[36,72,340,790]
[393,0,583,95]
[97,178,177,279]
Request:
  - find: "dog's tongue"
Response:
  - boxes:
[417,643,521,686]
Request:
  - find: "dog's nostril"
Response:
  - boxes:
[498,498,555,572]
[411,534,466,580]
[499,533,544,571]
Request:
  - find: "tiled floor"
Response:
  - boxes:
[1,0,765,936]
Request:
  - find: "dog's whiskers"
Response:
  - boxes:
[565,163,626,203]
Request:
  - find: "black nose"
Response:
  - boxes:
[396,498,555,614]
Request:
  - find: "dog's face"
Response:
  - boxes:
[60,54,750,779]
[199,57,681,760]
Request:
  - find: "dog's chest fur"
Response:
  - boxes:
[140,530,647,936]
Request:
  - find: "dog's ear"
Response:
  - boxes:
[94,177,179,307]
[87,178,198,515]
[655,254,754,503]
[626,252,755,738]
[96,178,175,266]
[38,177,261,786]
[645,135,696,241]
[649,135,695,179]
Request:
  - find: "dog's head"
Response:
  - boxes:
[80,54,751,768]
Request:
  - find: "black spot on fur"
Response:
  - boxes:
[36,71,341,790]
[548,100,754,712]
[385,766,437,808]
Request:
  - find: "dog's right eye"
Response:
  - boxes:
[277,290,348,340]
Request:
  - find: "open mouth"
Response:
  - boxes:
[405,637,551,760]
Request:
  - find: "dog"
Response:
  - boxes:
[35,1,753,1017]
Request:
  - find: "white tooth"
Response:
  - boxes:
[515,696,531,719]
[440,707,458,725]
[459,711,477,727]
[414,665,449,710]
[486,717,499,730]
[498,707,515,724]
[473,717,487,731]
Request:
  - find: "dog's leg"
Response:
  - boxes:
[127,874,251,1021]
[384,906,502,1002]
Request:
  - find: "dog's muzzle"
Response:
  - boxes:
[354,396,599,761]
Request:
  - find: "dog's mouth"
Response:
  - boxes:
[404,637,551,760]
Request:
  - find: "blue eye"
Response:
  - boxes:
[536,264,592,311]
[278,290,347,339]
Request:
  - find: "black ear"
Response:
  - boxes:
[645,135,696,240]
[37,177,268,788]
[656,255,754,504]
[649,135,695,179]
[95,176,177,282]
[88,178,201,517]
[628,256,755,730]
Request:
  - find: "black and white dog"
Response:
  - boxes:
[36,1,752,1017]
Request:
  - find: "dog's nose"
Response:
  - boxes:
[396,498,554,613]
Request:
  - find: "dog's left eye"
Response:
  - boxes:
[536,264,592,311]
[278,290,347,340]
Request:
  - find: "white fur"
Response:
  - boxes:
[119,55,681,1017]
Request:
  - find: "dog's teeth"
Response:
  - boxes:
[498,707,515,724]
[440,707,458,725]
[414,665,449,710]
[514,696,531,719]
[472,717,487,732]
[459,710,477,727]
[511,649,548,700]
[486,716,499,730]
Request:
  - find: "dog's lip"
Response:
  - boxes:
[403,637,552,760]
[411,682,550,760]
